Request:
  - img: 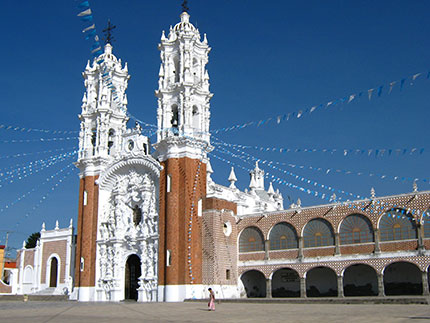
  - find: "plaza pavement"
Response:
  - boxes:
[1,301,430,322]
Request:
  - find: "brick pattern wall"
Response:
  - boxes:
[303,247,336,258]
[41,240,67,284]
[202,208,238,286]
[74,176,99,287]
[340,243,374,255]
[158,157,206,286]
[380,240,418,252]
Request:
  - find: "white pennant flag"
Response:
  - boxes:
[368,89,374,100]
[82,24,95,33]
[348,94,356,103]
[389,81,396,93]
[310,106,317,113]
[77,8,92,17]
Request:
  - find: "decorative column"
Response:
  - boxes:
[422,271,429,296]
[335,233,340,255]
[298,236,304,260]
[266,278,272,298]
[377,273,385,296]
[300,277,307,298]
[264,240,270,260]
[417,223,425,252]
[337,275,344,297]
[374,228,381,253]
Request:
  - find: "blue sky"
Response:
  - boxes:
[1,0,430,255]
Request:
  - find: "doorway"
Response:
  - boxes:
[125,255,141,300]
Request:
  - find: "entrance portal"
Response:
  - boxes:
[125,255,141,300]
[49,257,58,288]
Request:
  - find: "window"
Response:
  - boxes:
[133,205,142,225]
[239,227,264,253]
[269,222,298,250]
[303,218,335,248]
[166,250,171,267]
[379,208,417,242]
[226,269,231,280]
[83,190,88,206]
[339,214,374,245]
[167,174,172,193]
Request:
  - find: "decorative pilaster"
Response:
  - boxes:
[377,273,385,296]
[337,275,344,297]
[300,277,306,298]
[374,228,381,253]
[266,278,272,298]
[422,271,429,296]
[264,240,270,260]
[298,236,304,260]
[335,233,340,255]
[417,223,425,252]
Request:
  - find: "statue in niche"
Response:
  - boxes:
[133,205,142,226]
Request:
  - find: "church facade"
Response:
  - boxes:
[9,11,430,302]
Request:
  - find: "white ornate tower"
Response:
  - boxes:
[154,11,212,302]
[155,11,212,155]
[74,43,130,301]
[77,43,130,172]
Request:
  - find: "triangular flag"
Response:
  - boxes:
[368,88,374,100]
[77,8,92,17]
[82,24,95,33]
[348,94,356,103]
[389,81,396,93]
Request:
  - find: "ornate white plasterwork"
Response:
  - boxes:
[96,157,161,302]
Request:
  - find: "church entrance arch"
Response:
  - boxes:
[49,257,58,288]
[240,270,266,298]
[384,261,422,295]
[306,266,337,297]
[125,255,142,300]
[343,264,377,296]
[271,268,300,297]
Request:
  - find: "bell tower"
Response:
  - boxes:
[154,11,213,301]
[74,43,130,301]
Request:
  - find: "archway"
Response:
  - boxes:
[306,266,337,297]
[272,268,300,297]
[49,257,58,288]
[384,262,422,295]
[125,255,142,300]
[240,270,266,298]
[343,264,377,296]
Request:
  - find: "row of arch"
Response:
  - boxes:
[240,209,428,252]
[241,261,427,298]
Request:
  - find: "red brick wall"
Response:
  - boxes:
[204,198,237,214]
[380,240,418,252]
[269,249,299,259]
[41,240,67,284]
[340,243,374,255]
[158,157,206,286]
[74,176,99,287]
[239,252,265,261]
[303,247,335,257]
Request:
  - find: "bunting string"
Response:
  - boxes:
[212,70,430,134]
[0,124,78,134]
[215,142,424,158]
[0,162,74,215]
[0,151,77,187]
[0,147,77,160]
[14,165,76,228]
[0,136,78,144]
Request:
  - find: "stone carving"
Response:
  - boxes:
[97,167,158,302]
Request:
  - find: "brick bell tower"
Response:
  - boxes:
[154,11,213,301]
[74,43,130,301]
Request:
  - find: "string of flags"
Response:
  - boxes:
[213,140,360,200]
[212,70,430,134]
[216,142,425,158]
[0,162,74,215]
[14,165,77,228]
[0,147,76,160]
[0,124,78,135]
[0,152,77,187]
[0,137,78,144]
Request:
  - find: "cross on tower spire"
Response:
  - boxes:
[181,0,189,12]
[102,19,116,44]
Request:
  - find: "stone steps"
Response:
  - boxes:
[0,295,70,301]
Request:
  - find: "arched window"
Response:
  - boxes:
[171,104,179,134]
[107,129,115,154]
[133,205,142,226]
[379,208,417,242]
[173,56,180,83]
[303,218,334,248]
[91,128,97,155]
[339,214,374,245]
[239,227,264,253]
[192,106,200,130]
[422,209,430,238]
[269,222,298,250]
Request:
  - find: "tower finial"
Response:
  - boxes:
[182,0,189,12]
[102,19,116,44]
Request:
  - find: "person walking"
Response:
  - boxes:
[208,288,215,311]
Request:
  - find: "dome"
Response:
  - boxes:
[173,12,196,32]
